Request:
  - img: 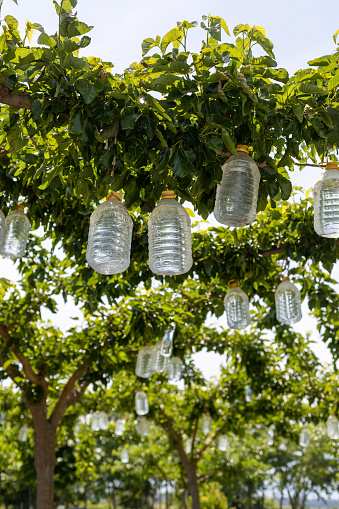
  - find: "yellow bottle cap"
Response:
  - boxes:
[282,276,290,281]
[106,192,122,202]
[161,190,176,199]
[236,145,249,154]
[17,204,25,212]
[325,162,339,170]
[228,279,239,288]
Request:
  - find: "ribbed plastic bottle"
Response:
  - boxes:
[86,192,133,275]
[136,416,151,437]
[201,413,212,435]
[161,328,174,357]
[91,414,101,431]
[135,390,149,416]
[148,190,193,275]
[314,162,339,238]
[245,385,253,403]
[326,414,339,440]
[217,435,228,451]
[98,412,109,430]
[115,418,126,436]
[18,425,28,442]
[121,448,129,464]
[185,438,192,454]
[167,357,183,382]
[1,205,30,259]
[275,276,302,325]
[135,344,153,378]
[152,341,169,373]
[299,428,310,447]
[224,280,251,330]
[267,426,274,446]
[213,145,261,227]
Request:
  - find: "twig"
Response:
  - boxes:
[0,85,31,110]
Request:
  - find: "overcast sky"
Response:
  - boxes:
[1,0,337,377]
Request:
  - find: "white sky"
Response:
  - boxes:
[0,0,338,378]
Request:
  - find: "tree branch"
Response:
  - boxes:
[190,415,200,455]
[0,85,31,110]
[260,245,285,257]
[148,453,177,490]
[195,419,228,463]
[65,378,91,409]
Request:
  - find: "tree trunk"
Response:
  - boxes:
[186,463,201,509]
[111,485,117,509]
[33,407,57,509]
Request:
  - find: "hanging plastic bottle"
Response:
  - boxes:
[0,205,30,259]
[86,192,133,275]
[74,422,81,437]
[18,425,28,442]
[98,412,109,430]
[185,438,193,454]
[314,161,339,238]
[299,428,310,447]
[161,327,174,357]
[201,413,212,435]
[213,145,261,227]
[275,276,302,325]
[0,210,5,250]
[0,411,6,425]
[136,416,151,437]
[121,447,129,464]
[245,386,253,403]
[326,414,339,440]
[167,357,183,382]
[135,390,149,416]
[267,426,274,446]
[152,341,169,373]
[217,435,228,451]
[91,414,101,431]
[224,280,251,330]
[115,418,126,436]
[135,344,153,378]
[148,190,193,275]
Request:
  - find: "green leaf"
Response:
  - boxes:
[206,138,223,151]
[160,28,183,54]
[68,21,93,37]
[121,107,140,130]
[279,177,292,200]
[333,29,339,44]
[64,54,90,70]
[32,99,44,120]
[153,74,180,86]
[76,79,98,104]
[37,32,57,48]
[101,122,119,140]
[5,15,18,29]
[142,37,161,56]
[328,73,339,91]
[292,104,304,123]
[185,208,195,217]
[299,83,327,96]
[221,129,237,156]
[69,111,84,134]
[5,74,17,90]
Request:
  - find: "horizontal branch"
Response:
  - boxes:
[261,245,285,257]
[294,162,325,168]
[0,85,31,110]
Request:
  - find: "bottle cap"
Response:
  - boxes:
[282,276,290,281]
[161,190,176,199]
[325,162,339,170]
[106,192,122,202]
[236,145,249,154]
[228,279,239,288]
[146,343,152,347]
[17,204,25,212]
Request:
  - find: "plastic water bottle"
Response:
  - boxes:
[98,412,109,430]
[136,416,151,437]
[245,386,253,403]
[267,426,274,446]
[91,414,101,431]
[217,435,228,451]
[1,205,30,259]
[185,438,192,454]
[213,145,260,227]
[161,327,174,357]
[299,428,310,447]
[135,390,149,415]
[224,280,251,330]
[201,413,212,435]
[121,448,129,464]
[18,425,29,442]
[314,162,339,237]
[115,418,126,436]
[135,344,153,378]
[0,411,6,425]
[275,277,302,325]
[152,341,169,373]
[148,190,193,275]
[86,192,133,274]
[326,414,339,439]
[0,210,5,249]
[167,357,183,382]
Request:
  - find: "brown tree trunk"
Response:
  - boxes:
[186,463,201,509]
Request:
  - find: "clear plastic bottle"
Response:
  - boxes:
[0,210,5,250]
[213,145,261,227]
[326,414,339,440]
[121,448,129,464]
[299,428,310,447]
[217,435,228,451]
[245,385,253,403]
[224,280,251,330]
[115,418,126,436]
[18,425,29,442]
[267,426,274,446]
[136,416,151,437]
[135,344,153,378]
[275,276,302,325]
[185,438,193,454]
[0,411,6,425]
[161,327,174,357]
[86,192,133,275]
[314,162,339,238]
[148,190,193,275]
[201,413,212,435]
[74,422,81,437]
[152,341,169,373]
[98,412,109,430]
[1,205,30,259]
[135,390,149,416]
[91,414,101,431]
[167,357,183,382]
